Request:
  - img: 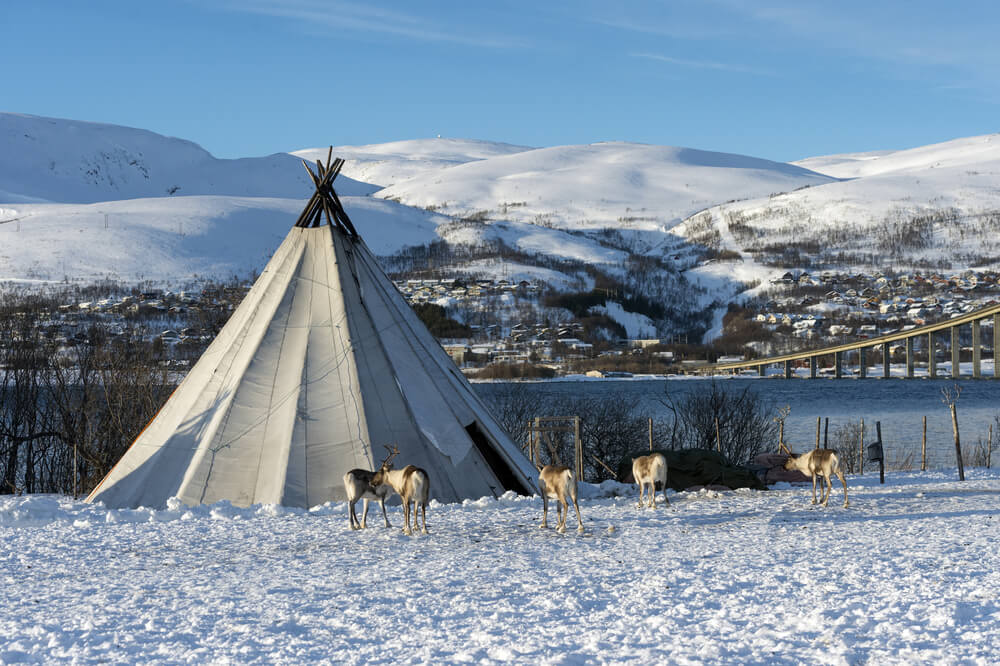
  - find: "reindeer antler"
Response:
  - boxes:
[380,444,400,469]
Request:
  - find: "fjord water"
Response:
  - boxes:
[476,378,1000,470]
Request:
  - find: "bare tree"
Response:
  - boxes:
[659,381,778,464]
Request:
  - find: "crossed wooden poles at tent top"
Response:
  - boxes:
[295,146,359,238]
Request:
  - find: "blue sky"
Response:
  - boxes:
[4,1,998,162]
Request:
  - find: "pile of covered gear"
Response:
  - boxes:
[750,452,811,484]
[617,448,767,492]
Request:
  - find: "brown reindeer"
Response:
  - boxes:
[370,447,430,536]
[780,442,849,508]
[343,446,399,530]
[537,464,584,533]
[632,453,669,508]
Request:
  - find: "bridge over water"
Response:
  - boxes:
[700,303,1000,379]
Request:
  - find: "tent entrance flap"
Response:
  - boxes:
[465,422,531,496]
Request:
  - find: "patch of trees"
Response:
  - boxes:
[0,301,176,496]
[411,303,472,338]
[480,381,777,483]
[542,284,666,325]
[469,363,557,381]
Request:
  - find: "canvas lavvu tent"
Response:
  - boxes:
[87,152,538,509]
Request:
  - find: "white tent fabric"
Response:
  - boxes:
[87,201,538,509]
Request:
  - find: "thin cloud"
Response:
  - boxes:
[632,52,775,77]
[595,17,735,41]
[209,0,523,49]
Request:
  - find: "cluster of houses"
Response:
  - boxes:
[757,270,1000,342]
[9,287,240,354]
[770,269,999,294]
[442,321,593,366]
[394,277,539,305]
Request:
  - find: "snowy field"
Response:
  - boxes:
[2,470,999,664]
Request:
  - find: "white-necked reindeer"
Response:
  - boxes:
[537,464,584,533]
[343,446,400,530]
[370,446,430,536]
[632,452,669,508]
[780,442,849,508]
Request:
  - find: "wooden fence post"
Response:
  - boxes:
[988,423,993,469]
[648,417,653,452]
[859,418,865,475]
[950,402,965,481]
[921,415,927,471]
[876,421,885,484]
[824,417,829,448]
[815,417,821,450]
[715,417,722,453]
[533,417,540,467]
[574,416,583,482]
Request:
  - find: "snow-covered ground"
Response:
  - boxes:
[3,470,998,664]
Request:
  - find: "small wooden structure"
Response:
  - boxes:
[526,416,583,481]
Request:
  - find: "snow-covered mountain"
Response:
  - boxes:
[293,138,533,188]
[0,113,376,204]
[376,142,837,231]
[676,132,1000,276]
[793,133,1000,179]
[4,112,1000,340]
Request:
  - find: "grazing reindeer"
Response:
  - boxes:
[343,446,399,530]
[537,464,584,533]
[780,442,849,508]
[370,446,430,536]
[632,453,669,508]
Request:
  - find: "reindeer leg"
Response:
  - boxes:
[557,496,567,533]
[402,499,412,536]
[361,498,369,528]
[420,502,428,535]
[636,481,644,509]
[380,496,390,528]
[571,488,584,533]
[838,470,849,508]
[540,492,549,529]
[811,474,818,505]
[822,475,831,507]
[348,499,358,530]
[651,480,657,509]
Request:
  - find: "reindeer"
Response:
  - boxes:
[632,452,669,508]
[780,442,849,508]
[537,464,584,533]
[343,446,399,530]
[370,446,430,536]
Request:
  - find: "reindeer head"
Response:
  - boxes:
[778,441,798,469]
[370,444,400,486]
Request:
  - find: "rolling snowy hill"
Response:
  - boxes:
[793,133,1000,179]
[375,142,838,231]
[0,113,376,204]
[293,138,533,188]
[0,195,450,284]
[675,132,1000,276]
